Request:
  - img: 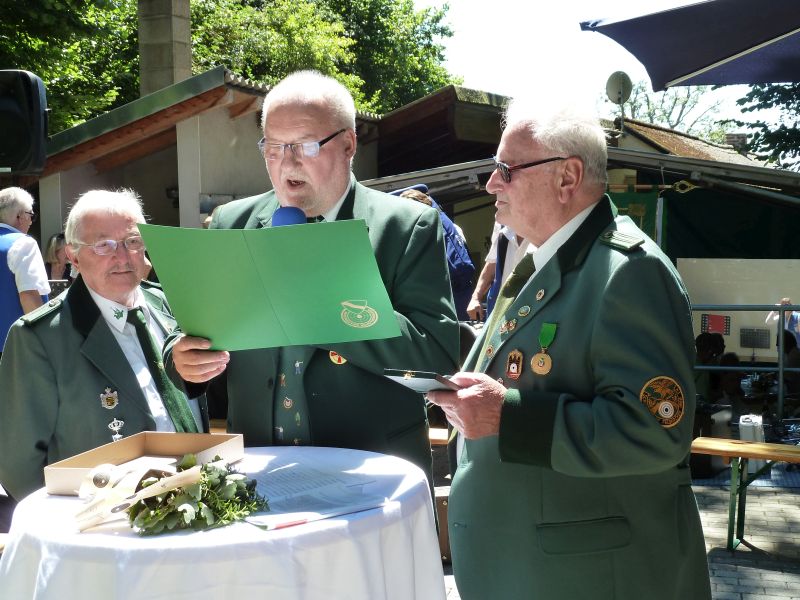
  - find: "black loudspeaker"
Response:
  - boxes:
[0,70,48,175]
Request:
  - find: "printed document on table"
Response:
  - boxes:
[245,462,386,530]
[138,221,400,351]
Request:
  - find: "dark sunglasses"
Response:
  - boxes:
[492,156,567,183]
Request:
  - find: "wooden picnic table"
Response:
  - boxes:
[691,436,800,551]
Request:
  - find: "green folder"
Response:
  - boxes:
[138,221,401,350]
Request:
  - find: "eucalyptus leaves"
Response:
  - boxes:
[128,454,268,535]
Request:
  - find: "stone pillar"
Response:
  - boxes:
[138,0,192,97]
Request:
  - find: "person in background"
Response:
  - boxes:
[780,329,800,395]
[466,222,531,321]
[0,186,50,357]
[428,95,710,599]
[167,70,458,482]
[398,186,475,321]
[766,297,800,347]
[44,232,72,281]
[0,189,207,509]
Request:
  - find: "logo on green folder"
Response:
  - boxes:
[340,300,378,329]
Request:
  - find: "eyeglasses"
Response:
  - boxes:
[75,235,145,256]
[20,211,36,222]
[492,156,567,183]
[257,129,346,161]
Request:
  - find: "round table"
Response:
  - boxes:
[0,446,445,600]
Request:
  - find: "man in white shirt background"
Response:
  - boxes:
[0,186,50,356]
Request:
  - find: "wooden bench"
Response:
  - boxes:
[691,436,800,551]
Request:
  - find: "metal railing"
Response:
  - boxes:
[692,303,800,418]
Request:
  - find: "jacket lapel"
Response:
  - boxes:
[69,276,157,419]
[142,287,177,337]
[253,193,280,229]
[478,197,617,365]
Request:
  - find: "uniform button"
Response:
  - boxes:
[267,377,274,388]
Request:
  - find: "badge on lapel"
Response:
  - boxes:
[506,350,523,380]
[100,388,119,409]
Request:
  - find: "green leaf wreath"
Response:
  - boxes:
[127,454,268,535]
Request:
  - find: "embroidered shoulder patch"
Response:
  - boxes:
[599,230,644,252]
[639,376,684,428]
[21,298,62,326]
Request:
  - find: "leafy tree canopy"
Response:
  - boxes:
[0,0,138,133]
[2,0,457,133]
[730,84,800,171]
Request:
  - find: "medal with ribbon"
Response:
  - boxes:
[531,322,557,375]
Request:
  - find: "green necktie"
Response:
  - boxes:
[478,254,536,369]
[127,307,199,433]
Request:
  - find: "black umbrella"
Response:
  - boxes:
[581,0,800,90]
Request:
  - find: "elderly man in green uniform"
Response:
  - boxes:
[168,70,458,479]
[0,189,206,505]
[428,98,711,599]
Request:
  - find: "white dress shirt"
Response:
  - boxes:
[87,286,203,431]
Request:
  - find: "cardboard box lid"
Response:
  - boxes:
[44,432,244,496]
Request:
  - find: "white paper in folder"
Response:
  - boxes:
[739,414,768,474]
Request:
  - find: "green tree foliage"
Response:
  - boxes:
[314,0,458,112]
[191,0,367,105]
[732,84,800,171]
[2,0,456,133]
[601,81,731,144]
[0,0,139,133]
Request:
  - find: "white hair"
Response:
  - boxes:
[0,186,34,224]
[504,97,608,186]
[260,70,356,132]
[65,189,146,252]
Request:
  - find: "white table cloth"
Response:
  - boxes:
[0,446,445,600]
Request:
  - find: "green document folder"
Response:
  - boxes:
[138,221,401,350]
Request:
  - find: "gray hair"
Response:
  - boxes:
[65,189,145,252]
[0,186,34,224]
[261,70,356,132]
[503,98,608,186]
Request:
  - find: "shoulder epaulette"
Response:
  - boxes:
[599,230,644,253]
[21,298,63,326]
[140,279,162,289]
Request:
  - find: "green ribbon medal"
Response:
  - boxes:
[531,322,557,375]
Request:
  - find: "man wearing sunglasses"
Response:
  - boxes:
[168,70,458,482]
[428,98,710,599]
[0,189,207,510]
[0,187,51,358]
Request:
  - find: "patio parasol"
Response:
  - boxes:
[580,0,800,90]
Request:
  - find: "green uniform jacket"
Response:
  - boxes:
[449,197,710,600]
[167,181,459,477]
[0,276,208,500]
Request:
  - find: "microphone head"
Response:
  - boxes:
[272,206,306,227]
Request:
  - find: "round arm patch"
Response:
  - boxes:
[639,376,685,428]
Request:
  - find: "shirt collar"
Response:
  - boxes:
[532,201,599,273]
[86,285,147,334]
[0,223,21,234]
[321,174,355,222]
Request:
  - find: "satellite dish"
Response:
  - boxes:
[606,71,633,105]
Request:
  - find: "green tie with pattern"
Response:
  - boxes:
[127,307,199,433]
[477,254,536,370]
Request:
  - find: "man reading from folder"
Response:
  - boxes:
[0,189,206,504]
[168,70,458,479]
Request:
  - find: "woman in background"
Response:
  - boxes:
[44,232,71,281]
